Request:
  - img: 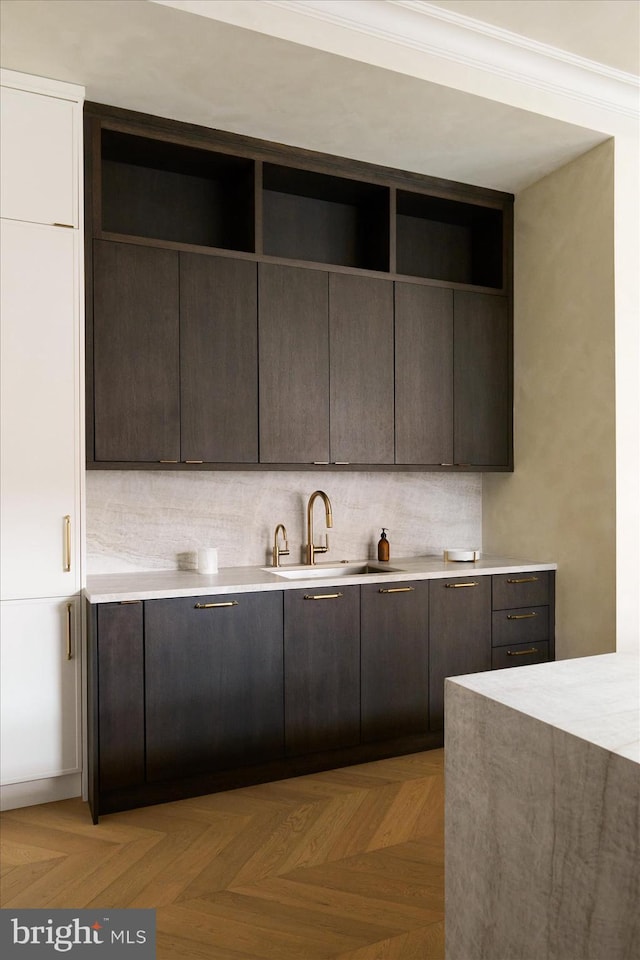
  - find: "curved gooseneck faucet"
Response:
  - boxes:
[305,490,333,565]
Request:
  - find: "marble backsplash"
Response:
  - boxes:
[85,470,482,574]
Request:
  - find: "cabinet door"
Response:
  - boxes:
[395,284,453,465]
[429,576,491,730]
[0,598,81,784]
[0,85,77,227]
[361,580,429,742]
[145,593,284,781]
[259,263,329,463]
[454,291,511,467]
[284,585,360,756]
[93,240,180,462]
[0,220,80,600]
[94,602,145,795]
[329,274,394,463]
[180,254,258,462]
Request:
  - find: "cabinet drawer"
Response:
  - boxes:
[492,641,549,669]
[492,606,549,647]
[492,571,549,610]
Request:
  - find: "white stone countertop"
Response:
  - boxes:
[447,652,640,763]
[84,554,556,603]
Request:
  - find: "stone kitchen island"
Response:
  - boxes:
[445,652,639,960]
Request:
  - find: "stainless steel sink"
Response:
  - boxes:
[265,562,400,579]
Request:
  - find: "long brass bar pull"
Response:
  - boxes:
[507,612,538,620]
[507,576,539,584]
[304,593,343,600]
[194,601,238,609]
[379,586,415,594]
[445,582,478,588]
[506,647,539,656]
[66,603,73,660]
[63,515,71,572]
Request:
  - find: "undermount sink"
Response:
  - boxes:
[266,562,400,579]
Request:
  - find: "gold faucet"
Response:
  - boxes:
[305,490,333,565]
[272,523,289,567]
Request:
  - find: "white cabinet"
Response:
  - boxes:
[0,81,78,227]
[1,219,80,600]
[0,71,84,808]
[0,598,81,784]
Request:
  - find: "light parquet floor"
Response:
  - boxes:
[0,750,444,959]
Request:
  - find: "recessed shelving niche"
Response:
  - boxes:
[262,163,390,272]
[100,129,255,251]
[396,191,503,288]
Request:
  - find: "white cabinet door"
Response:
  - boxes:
[0,597,81,784]
[0,219,80,600]
[0,84,77,227]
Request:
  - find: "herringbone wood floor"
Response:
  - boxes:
[0,750,444,959]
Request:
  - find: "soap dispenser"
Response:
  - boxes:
[377,528,390,562]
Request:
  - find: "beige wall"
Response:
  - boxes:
[483,140,616,660]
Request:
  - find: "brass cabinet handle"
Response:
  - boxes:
[184,460,203,464]
[506,647,539,656]
[445,581,478,588]
[159,460,179,463]
[53,222,74,229]
[63,515,71,572]
[506,612,538,620]
[194,600,238,609]
[304,593,343,600]
[66,602,73,660]
[119,599,142,605]
[507,576,539,584]
[378,586,414,594]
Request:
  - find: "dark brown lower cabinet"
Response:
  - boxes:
[361,580,429,741]
[284,585,360,756]
[87,570,553,822]
[92,602,145,796]
[144,592,283,781]
[428,576,492,731]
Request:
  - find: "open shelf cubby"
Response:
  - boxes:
[396,191,503,288]
[262,163,390,271]
[100,129,255,251]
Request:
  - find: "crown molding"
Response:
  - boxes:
[262,0,639,118]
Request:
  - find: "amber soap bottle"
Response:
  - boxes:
[377,528,390,561]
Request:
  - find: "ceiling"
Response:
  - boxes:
[0,0,637,193]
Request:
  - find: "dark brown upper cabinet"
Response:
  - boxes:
[394,285,512,469]
[92,242,258,464]
[453,291,511,467]
[180,255,258,463]
[93,240,180,463]
[329,273,394,465]
[395,283,454,466]
[258,263,330,464]
[85,102,513,472]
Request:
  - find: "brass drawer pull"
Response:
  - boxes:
[506,612,538,620]
[379,586,414,594]
[119,599,142,604]
[159,459,178,463]
[194,600,238,609]
[66,602,73,660]
[184,460,203,464]
[445,581,478,588]
[507,576,539,584]
[506,647,539,656]
[304,592,343,600]
[63,515,71,572]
